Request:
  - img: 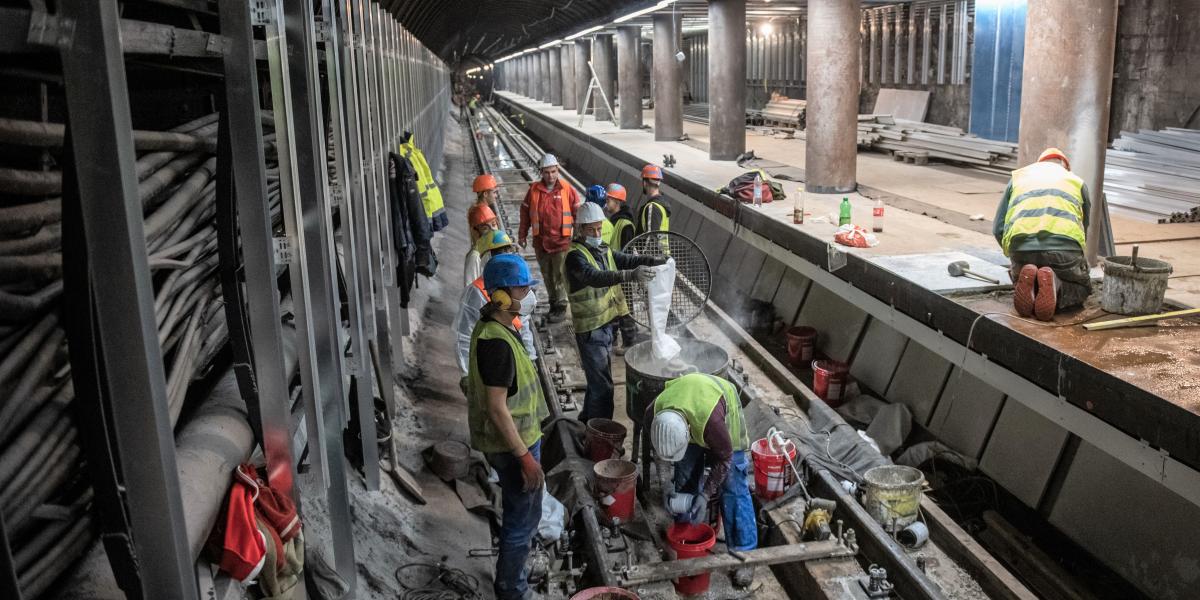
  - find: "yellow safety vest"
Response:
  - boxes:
[567,242,630,333]
[600,219,614,246]
[607,216,635,250]
[1001,162,1086,255]
[399,136,446,230]
[638,198,670,234]
[467,319,546,453]
[654,374,748,452]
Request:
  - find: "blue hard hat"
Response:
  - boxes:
[483,254,539,291]
[585,184,607,206]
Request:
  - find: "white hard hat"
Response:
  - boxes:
[539,154,559,169]
[576,201,605,225]
[652,409,689,462]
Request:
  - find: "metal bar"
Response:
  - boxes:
[618,540,855,586]
[894,5,903,84]
[869,11,878,84]
[56,0,196,597]
[881,9,890,84]
[907,4,916,84]
[921,5,931,85]
[937,3,947,84]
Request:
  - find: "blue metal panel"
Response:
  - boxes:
[969,0,1026,142]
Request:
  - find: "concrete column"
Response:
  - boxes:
[562,43,577,111]
[653,13,684,141]
[520,56,529,96]
[574,40,591,115]
[617,26,643,129]
[1018,0,1118,262]
[592,34,615,121]
[535,51,546,101]
[805,0,860,192]
[549,46,563,105]
[708,0,746,160]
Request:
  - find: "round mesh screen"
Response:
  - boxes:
[619,231,711,328]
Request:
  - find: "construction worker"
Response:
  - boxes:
[468,173,499,238]
[519,153,580,323]
[604,183,636,250]
[467,254,548,600]
[468,93,480,117]
[647,372,757,588]
[566,203,664,422]
[637,163,670,235]
[994,148,1092,321]
[455,231,536,383]
[585,184,613,244]
[468,203,499,245]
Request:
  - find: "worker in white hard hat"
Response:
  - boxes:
[565,202,666,422]
[646,372,757,588]
[519,153,580,323]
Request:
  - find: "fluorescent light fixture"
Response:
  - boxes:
[538,39,563,49]
[565,25,603,40]
[759,23,774,36]
[614,0,674,23]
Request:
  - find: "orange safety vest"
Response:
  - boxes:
[529,183,574,238]
[473,277,524,331]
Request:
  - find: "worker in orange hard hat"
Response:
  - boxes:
[468,203,499,244]
[637,164,670,235]
[468,173,500,240]
[994,148,1092,321]
[604,182,644,354]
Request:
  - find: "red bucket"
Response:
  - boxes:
[751,437,798,500]
[785,326,817,367]
[665,523,717,595]
[594,459,638,524]
[812,359,850,406]
[586,418,627,462]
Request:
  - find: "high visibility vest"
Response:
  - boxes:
[638,198,670,234]
[471,277,524,331]
[1001,162,1087,255]
[529,183,574,238]
[599,219,614,246]
[653,373,748,452]
[467,319,546,453]
[399,137,447,230]
[610,216,635,250]
[567,242,630,333]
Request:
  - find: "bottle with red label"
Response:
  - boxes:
[872,199,885,233]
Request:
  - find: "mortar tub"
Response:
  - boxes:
[623,339,730,426]
[1101,255,1172,315]
[862,465,925,530]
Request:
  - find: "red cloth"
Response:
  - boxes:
[519,181,580,253]
[239,464,302,543]
[219,466,267,582]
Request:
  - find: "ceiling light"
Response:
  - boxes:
[759,23,774,36]
[565,25,603,40]
[538,39,563,49]
[614,0,675,24]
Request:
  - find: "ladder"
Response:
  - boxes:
[577,60,616,128]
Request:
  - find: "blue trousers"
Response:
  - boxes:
[576,323,615,422]
[485,441,543,600]
[674,445,758,551]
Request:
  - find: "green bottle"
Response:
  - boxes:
[838,197,852,226]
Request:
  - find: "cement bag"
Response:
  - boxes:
[537,488,565,542]
[648,258,680,361]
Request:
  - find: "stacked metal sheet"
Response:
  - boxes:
[1105,128,1200,223]
[856,115,1020,169]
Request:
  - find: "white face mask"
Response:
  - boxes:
[516,288,537,316]
[585,236,603,248]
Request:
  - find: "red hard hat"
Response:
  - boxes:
[468,204,496,228]
[472,173,498,193]
[1037,148,1070,171]
[606,183,627,202]
[641,164,663,180]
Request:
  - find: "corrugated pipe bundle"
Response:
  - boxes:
[0,112,280,598]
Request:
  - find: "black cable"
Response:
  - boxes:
[395,561,481,600]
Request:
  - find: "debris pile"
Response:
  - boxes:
[1105,128,1200,223]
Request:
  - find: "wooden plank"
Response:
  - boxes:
[1081,308,1200,331]
[921,498,1038,600]
[617,540,854,586]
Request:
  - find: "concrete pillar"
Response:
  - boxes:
[653,13,684,141]
[536,51,548,101]
[562,44,577,111]
[549,46,563,105]
[617,26,643,129]
[520,56,529,96]
[592,34,615,121]
[805,0,860,193]
[708,0,747,160]
[574,40,591,116]
[1018,0,1118,262]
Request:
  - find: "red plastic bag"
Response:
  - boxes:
[833,225,879,248]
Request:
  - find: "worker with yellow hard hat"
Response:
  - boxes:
[994,148,1092,321]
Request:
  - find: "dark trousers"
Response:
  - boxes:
[617,314,641,348]
[485,441,543,600]
[674,445,758,551]
[1009,249,1092,309]
[576,323,616,422]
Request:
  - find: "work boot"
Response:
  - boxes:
[732,566,755,589]
[1013,264,1037,318]
[1034,267,1058,321]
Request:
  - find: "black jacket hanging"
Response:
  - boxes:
[389,151,437,308]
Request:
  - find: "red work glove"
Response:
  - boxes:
[518,450,544,492]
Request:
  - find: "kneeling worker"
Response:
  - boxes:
[467,254,548,600]
[647,372,757,587]
[566,202,664,422]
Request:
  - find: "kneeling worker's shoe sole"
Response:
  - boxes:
[1013,264,1037,318]
[1034,267,1058,321]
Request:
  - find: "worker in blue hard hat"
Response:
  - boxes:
[467,253,548,600]
[455,230,536,390]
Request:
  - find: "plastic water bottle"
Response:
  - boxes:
[838,197,852,226]
[872,199,885,232]
[793,188,805,224]
[753,174,763,208]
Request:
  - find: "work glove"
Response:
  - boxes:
[623,265,656,284]
[654,256,670,267]
[686,493,709,525]
[518,450,544,493]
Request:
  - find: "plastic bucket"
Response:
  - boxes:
[594,459,638,524]
[586,418,628,462]
[751,437,798,500]
[570,587,639,600]
[785,326,817,366]
[812,360,850,406]
[665,523,717,595]
[862,465,925,530]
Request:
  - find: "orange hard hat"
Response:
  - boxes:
[641,164,663,180]
[468,204,496,228]
[473,173,498,193]
[1037,148,1070,171]
[606,183,627,202]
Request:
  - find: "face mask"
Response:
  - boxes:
[585,236,603,248]
[517,289,537,316]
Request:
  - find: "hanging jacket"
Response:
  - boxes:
[389,151,437,307]
[398,133,448,232]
